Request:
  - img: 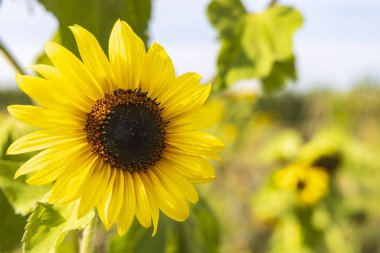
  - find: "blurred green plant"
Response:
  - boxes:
[207,0,303,93]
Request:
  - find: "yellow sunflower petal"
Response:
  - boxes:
[26,162,65,185]
[45,41,104,100]
[48,153,96,204]
[30,64,94,111]
[166,106,219,134]
[117,172,136,235]
[97,167,117,230]
[14,149,53,178]
[139,172,160,236]
[70,25,114,93]
[141,42,175,98]
[147,170,189,222]
[15,74,89,116]
[154,163,199,203]
[166,131,224,160]
[131,173,152,228]
[7,130,86,155]
[160,74,212,120]
[78,162,112,218]
[26,143,89,185]
[8,105,82,129]
[105,169,124,227]
[163,152,216,184]
[109,20,145,90]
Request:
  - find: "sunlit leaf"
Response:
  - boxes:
[23,202,95,253]
[262,57,296,94]
[0,160,49,215]
[0,189,26,252]
[207,0,246,39]
[208,0,303,93]
[55,231,80,253]
[0,115,35,162]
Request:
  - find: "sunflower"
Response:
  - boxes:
[274,164,329,205]
[7,20,224,235]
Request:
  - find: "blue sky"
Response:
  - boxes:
[1,0,380,90]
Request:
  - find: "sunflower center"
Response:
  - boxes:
[296,180,306,191]
[85,89,167,172]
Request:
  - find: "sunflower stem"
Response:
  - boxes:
[0,37,26,75]
[80,215,97,253]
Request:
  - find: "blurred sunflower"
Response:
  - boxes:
[274,164,329,205]
[7,20,224,235]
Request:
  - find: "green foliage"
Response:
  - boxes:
[23,202,95,253]
[262,57,297,94]
[207,0,303,92]
[0,189,26,252]
[38,0,151,56]
[0,160,49,215]
[0,89,30,110]
[0,114,35,162]
[109,199,219,253]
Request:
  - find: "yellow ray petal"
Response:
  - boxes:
[78,162,112,218]
[109,20,145,90]
[15,149,53,178]
[154,163,199,204]
[117,172,136,235]
[166,131,224,160]
[48,153,96,204]
[166,106,219,134]
[105,169,124,227]
[26,143,89,185]
[30,64,94,111]
[139,172,160,236]
[160,74,211,120]
[97,168,116,231]
[16,74,89,116]
[70,25,115,93]
[147,170,189,222]
[131,173,152,228]
[7,129,86,155]
[8,105,82,129]
[45,41,104,100]
[162,152,216,184]
[141,43,175,98]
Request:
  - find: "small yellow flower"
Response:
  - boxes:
[7,20,224,235]
[274,164,329,205]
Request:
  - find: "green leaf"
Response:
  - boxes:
[207,0,246,39]
[38,0,152,55]
[262,57,297,94]
[108,199,220,253]
[0,115,35,162]
[0,160,49,215]
[0,117,14,160]
[0,189,26,252]
[208,1,303,93]
[23,202,95,253]
[55,231,80,253]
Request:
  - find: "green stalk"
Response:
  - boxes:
[0,38,26,75]
[80,215,97,253]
